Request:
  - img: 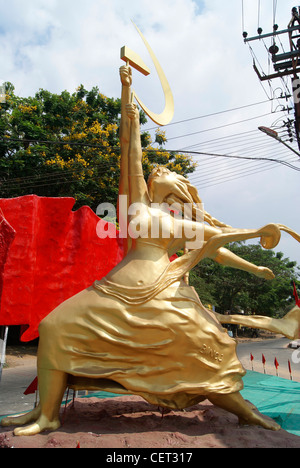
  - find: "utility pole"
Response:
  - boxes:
[243,6,300,152]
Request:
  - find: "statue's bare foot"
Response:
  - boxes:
[256,266,275,280]
[245,400,257,411]
[209,392,280,433]
[1,405,40,427]
[281,306,300,340]
[13,415,60,436]
[239,412,280,431]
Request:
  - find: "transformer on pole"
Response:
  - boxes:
[243,6,300,152]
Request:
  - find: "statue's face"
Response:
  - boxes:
[147,171,179,203]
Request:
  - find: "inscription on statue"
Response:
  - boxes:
[200,344,224,363]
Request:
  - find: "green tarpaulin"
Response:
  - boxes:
[241,371,300,437]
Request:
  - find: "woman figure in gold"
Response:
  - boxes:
[2,66,300,436]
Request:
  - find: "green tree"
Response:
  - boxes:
[0,83,196,211]
[190,242,300,317]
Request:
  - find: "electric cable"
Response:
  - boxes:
[189,149,298,183]
[166,110,286,142]
[189,152,300,189]
[143,99,277,131]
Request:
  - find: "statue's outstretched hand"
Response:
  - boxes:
[256,266,275,280]
[259,224,281,249]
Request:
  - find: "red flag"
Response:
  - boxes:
[262,354,266,364]
[250,353,254,361]
[293,282,300,306]
[274,357,279,369]
[24,376,38,395]
[288,360,292,374]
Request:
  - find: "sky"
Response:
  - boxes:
[1,0,300,269]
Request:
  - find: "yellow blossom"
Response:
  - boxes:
[18,104,37,113]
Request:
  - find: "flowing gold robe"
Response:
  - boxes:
[38,248,246,409]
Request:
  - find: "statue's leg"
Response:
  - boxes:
[216,305,300,340]
[1,404,41,428]
[208,391,280,431]
[12,369,67,436]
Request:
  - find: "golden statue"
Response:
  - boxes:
[2,34,300,437]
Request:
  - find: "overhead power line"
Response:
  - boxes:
[182,149,300,172]
[144,98,280,130]
[189,150,298,181]
[167,110,288,142]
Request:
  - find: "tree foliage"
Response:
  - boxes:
[190,242,300,318]
[0,83,196,210]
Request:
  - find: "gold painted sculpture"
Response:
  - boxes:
[2,37,300,437]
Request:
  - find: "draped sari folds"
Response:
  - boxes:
[38,236,246,410]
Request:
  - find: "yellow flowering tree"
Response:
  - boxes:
[0,83,196,210]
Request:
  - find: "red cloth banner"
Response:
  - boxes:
[0,211,16,298]
[0,196,124,342]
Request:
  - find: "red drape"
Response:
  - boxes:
[0,196,124,342]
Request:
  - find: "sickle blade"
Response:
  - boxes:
[132,22,174,126]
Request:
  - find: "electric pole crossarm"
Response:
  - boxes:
[244,24,300,43]
[253,62,300,82]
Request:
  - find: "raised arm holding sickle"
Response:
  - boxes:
[118,65,133,254]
